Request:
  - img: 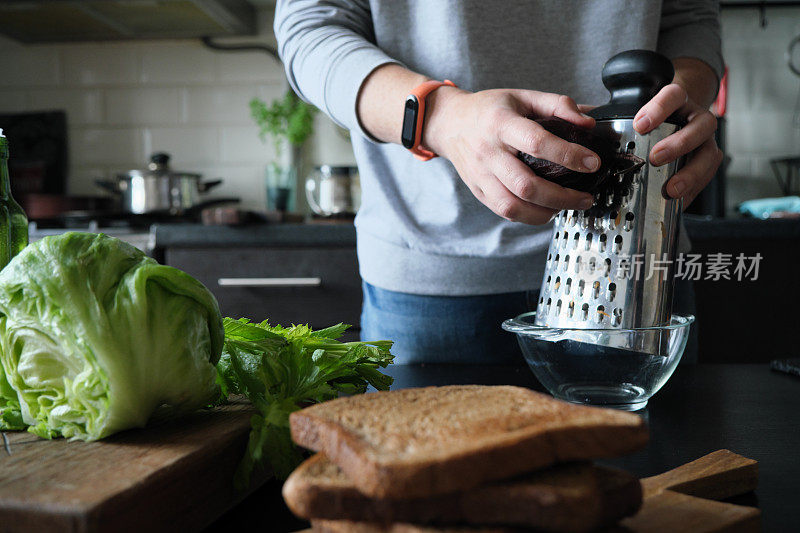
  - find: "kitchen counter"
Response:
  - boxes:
[216,363,799,532]
[151,215,800,249]
[153,222,356,249]
[683,214,800,241]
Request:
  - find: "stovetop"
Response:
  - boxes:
[28,216,163,256]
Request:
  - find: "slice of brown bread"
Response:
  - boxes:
[284,454,641,532]
[311,520,521,533]
[289,385,648,500]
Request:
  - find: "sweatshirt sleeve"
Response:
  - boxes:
[657,0,724,84]
[274,0,400,138]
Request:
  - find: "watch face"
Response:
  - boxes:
[401,95,419,149]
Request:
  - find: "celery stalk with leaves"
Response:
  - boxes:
[216,318,394,488]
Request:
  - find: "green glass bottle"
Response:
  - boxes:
[0,129,29,269]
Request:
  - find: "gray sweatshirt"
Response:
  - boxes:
[275,0,723,296]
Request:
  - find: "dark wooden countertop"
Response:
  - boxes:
[152,216,800,249]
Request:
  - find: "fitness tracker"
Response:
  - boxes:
[400,79,456,161]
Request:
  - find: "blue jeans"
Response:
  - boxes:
[360,280,698,365]
[360,282,536,364]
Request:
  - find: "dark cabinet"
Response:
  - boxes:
[165,246,363,337]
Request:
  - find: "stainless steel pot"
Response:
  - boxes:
[305,165,359,216]
[96,152,222,214]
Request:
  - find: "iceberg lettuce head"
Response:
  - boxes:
[0,232,223,440]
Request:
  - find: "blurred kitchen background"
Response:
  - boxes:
[0,1,798,216]
[0,1,798,360]
[0,0,356,217]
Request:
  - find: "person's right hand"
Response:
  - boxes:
[423,87,601,225]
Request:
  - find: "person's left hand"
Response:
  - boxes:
[632,83,723,207]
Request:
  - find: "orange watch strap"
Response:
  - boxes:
[409,79,456,161]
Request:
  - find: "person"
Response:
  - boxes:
[274,1,723,364]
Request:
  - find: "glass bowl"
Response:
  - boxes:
[502,312,694,411]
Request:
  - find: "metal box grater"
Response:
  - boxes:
[533,51,685,356]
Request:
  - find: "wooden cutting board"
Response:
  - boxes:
[298,450,761,533]
[618,449,761,532]
[0,398,266,533]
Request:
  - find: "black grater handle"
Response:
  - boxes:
[588,50,682,124]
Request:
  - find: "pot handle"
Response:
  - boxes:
[95,179,121,195]
[305,175,325,215]
[198,179,223,193]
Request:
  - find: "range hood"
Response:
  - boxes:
[0,1,256,43]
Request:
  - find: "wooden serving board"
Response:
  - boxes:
[298,450,761,533]
[0,399,266,533]
[619,449,761,532]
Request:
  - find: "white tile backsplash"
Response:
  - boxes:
[106,87,181,125]
[70,128,143,167]
[62,44,138,86]
[139,42,217,84]
[0,90,28,113]
[183,84,284,125]
[28,88,104,125]
[220,125,272,163]
[196,165,268,211]
[144,127,220,165]
[217,52,286,84]
[68,166,110,196]
[0,46,60,86]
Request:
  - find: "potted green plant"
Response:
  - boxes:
[250,89,317,212]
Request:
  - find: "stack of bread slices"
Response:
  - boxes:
[283,385,649,532]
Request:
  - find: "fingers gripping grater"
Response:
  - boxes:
[534,50,685,356]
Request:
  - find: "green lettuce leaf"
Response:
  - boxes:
[0,232,223,440]
[219,318,393,488]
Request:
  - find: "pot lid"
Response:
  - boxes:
[588,50,685,126]
[119,152,202,179]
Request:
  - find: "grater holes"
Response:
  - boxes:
[597,305,607,323]
[613,307,623,326]
[574,256,582,273]
[608,282,617,301]
[548,253,552,261]
[562,231,569,248]
[581,303,589,320]
[565,277,572,295]
[573,232,580,249]
[599,233,607,252]
[578,279,585,297]
[614,235,623,253]
[592,281,600,299]
[546,298,552,315]
[554,276,561,290]
[554,254,560,268]
[568,301,575,318]
[624,211,635,231]
[609,211,619,230]
[546,275,551,288]
[585,233,593,251]
[588,257,597,273]
[563,254,570,271]
[626,141,636,153]
[604,258,612,275]
[539,296,544,304]
[556,299,562,315]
